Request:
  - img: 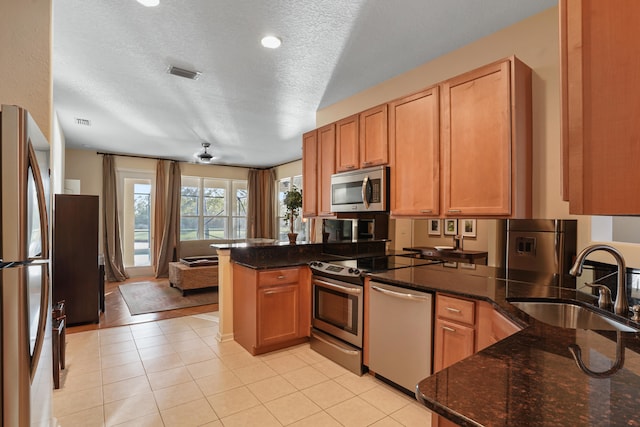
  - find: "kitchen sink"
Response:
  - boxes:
[510,301,638,332]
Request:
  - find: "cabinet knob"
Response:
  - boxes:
[448,209,462,214]
[442,325,456,333]
[445,307,462,313]
[420,209,433,214]
[277,275,285,279]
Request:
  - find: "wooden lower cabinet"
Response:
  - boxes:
[233,264,310,355]
[432,294,522,426]
[433,318,475,373]
[433,294,476,373]
[257,284,299,347]
[476,300,521,352]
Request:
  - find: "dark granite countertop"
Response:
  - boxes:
[220,240,389,270]
[368,264,640,427]
[403,246,489,263]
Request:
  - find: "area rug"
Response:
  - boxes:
[119,281,218,315]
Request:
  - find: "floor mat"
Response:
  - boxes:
[118,281,218,315]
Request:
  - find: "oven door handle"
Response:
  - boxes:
[313,278,362,296]
[371,285,430,302]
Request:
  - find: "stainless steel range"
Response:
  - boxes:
[308,255,438,375]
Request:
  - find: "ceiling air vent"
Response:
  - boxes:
[75,118,91,126]
[168,65,201,80]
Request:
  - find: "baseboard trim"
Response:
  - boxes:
[216,331,234,342]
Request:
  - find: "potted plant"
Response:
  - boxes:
[283,185,303,244]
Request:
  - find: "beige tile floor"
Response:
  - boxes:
[53,312,433,427]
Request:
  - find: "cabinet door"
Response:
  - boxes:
[318,123,336,216]
[389,87,440,216]
[441,58,531,218]
[476,301,521,352]
[336,115,359,172]
[258,284,299,347]
[302,130,318,218]
[433,318,475,373]
[359,104,388,168]
[561,0,640,214]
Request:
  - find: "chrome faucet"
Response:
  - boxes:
[569,244,629,316]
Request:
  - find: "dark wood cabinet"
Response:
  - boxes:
[52,194,100,325]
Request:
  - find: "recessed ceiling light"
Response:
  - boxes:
[261,36,282,49]
[136,0,159,7]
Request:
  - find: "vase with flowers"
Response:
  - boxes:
[283,185,303,244]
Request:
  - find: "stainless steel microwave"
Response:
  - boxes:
[330,166,389,212]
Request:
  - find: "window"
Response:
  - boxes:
[180,176,248,241]
[119,172,154,268]
[277,175,309,242]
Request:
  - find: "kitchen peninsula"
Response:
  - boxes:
[212,240,387,345]
[215,241,640,426]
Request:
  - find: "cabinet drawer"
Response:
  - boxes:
[258,268,300,286]
[436,294,475,325]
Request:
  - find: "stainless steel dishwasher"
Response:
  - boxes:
[368,281,433,393]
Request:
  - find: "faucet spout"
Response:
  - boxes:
[569,244,629,316]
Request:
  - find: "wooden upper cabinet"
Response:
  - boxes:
[336,115,359,172]
[317,123,336,217]
[389,87,440,217]
[302,130,318,218]
[441,57,532,218]
[561,0,640,214]
[359,104,388,168]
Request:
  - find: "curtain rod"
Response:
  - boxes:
[95,151,270,170]
[96,151,178,162]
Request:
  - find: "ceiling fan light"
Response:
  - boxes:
[195,142,215,163]
[198,153,213,162]
[261,36,282,49]
[137,0,160,7]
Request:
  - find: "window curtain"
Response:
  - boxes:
[102,155,129,282]
[152,160,167,269]
[155,161,181,277]
[247,168,276,239]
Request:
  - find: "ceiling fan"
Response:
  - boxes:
[194,142,215,164]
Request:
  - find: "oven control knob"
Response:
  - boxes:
[312,262,323,268]
[348,268,360,275]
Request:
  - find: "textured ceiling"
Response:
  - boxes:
[53,0,556,168]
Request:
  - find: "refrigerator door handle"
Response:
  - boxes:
[29,267,49,382]
[27,142,49,259]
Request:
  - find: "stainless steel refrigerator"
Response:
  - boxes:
[1,105,52,426]
[505,219,578,288]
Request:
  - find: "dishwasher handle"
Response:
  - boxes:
[370,284,431,302]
